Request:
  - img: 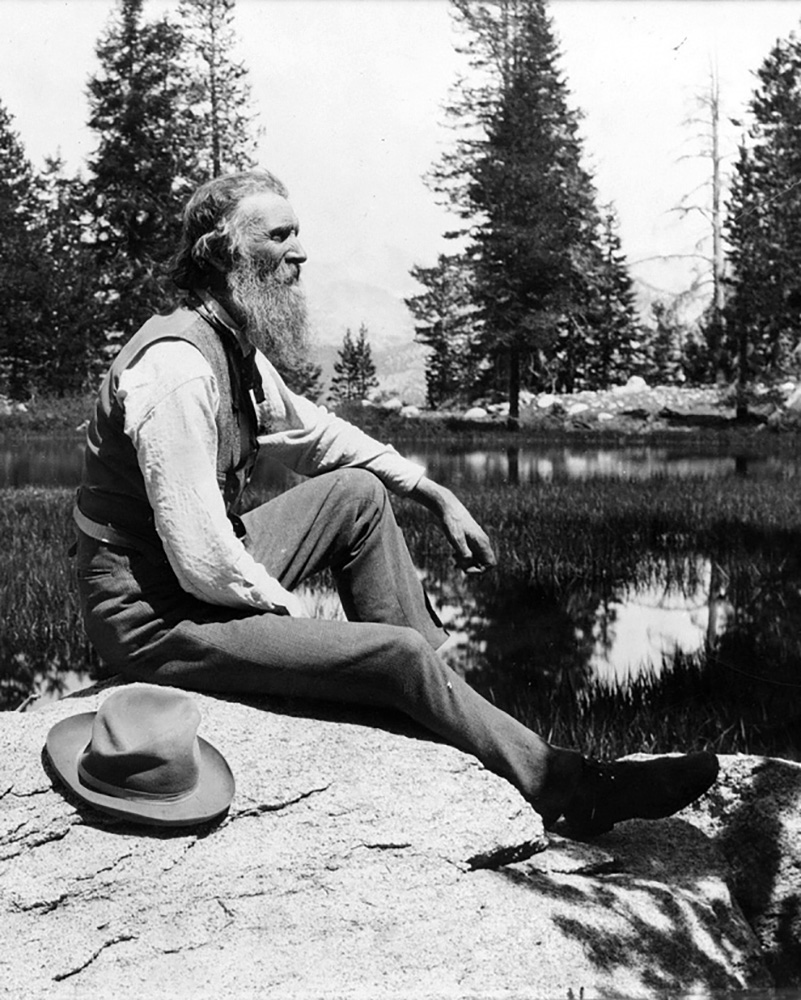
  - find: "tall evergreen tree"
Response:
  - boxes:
[429,0,630,422]
[179,0,259,178]
[724,29,801,401]
[581,206,644,389]
[406,253,477,407]
[329,324,379,403]
[0,101,47,399]
[35,157,107,394]
[84,0,201,344]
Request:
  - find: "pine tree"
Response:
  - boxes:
[329,324,379,403]
[84,0,201,344]
[178,0,258,178]
[724,29,801,401]
[645,300,686,385]
[429,0,632,424]
[581,207,644,389]
[277,356,324,402]
[406,253,477,407]
[0,101,47,399]
[35,157,108,394]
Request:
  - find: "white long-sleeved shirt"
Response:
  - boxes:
[116,332,425,613]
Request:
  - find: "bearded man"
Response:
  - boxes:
[75,169,718,836]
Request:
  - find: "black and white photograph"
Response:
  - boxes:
[2,1,801,996]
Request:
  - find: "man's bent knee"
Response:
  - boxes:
[376,626,444,705]
[331,468,388,508]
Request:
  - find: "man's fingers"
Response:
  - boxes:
[452,527,496,574]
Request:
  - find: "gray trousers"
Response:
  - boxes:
[77,469,577,805]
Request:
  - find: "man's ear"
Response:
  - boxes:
[207,253,228,274]
[194,231,232,273]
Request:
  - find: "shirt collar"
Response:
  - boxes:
[194,289,253,355]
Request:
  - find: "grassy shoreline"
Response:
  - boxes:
[4,390,801,451]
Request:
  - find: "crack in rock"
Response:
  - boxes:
[0,821,27,843]
[52,934,137,982]
[467,839,548,871]
[75,853,135,881]
[355,842,412,851]
[160,838,204,874]
[11,892,71,914]
[0,824,72,861]
[230,783,332,819]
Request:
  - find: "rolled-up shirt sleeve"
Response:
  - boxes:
[118,341,294,612]
[254,352,426,494]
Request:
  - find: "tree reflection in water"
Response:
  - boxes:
[407,488,801,760]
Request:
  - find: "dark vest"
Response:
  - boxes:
[77,306,260,553]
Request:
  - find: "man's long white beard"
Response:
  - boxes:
[227,257,310,371]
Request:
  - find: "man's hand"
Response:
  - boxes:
[408,477,497,574]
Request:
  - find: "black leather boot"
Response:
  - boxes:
[541,751,719,838]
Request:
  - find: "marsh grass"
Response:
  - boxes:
[0,488,98,710]
[4,475,801,765]
[393,473,801,760]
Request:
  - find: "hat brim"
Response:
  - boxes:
[45,712,235,828]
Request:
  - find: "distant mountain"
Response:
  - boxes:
[307,335,428,408]
[631,274,710,328]
[373,341,429,406]
[302,255,428,404]
[304,258,417,349]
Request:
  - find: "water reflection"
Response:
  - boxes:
[0,438,85,488]
[4,436,800,489]
[406,444,799,486]
[589,559,732,686]
[420,530,801,756]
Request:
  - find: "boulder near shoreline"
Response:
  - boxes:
[3,682,801,999]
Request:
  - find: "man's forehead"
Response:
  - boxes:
[236,191,298,230]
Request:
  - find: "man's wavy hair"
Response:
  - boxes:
[170,169,289,292]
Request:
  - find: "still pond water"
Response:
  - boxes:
[2,436,797,490]
[5,436,801,733]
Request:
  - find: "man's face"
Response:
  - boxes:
[234,191,306,283]
[225,192,310,367]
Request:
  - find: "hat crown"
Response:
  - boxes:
[80,686,201,801]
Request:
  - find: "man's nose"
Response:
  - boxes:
[286,236,307,264]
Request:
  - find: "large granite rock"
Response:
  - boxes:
[682,754,801,986]
[0,686,779,998]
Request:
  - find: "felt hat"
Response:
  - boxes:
[45,684,235,827]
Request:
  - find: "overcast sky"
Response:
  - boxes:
[1,0,800,321]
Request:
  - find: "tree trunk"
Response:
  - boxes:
[506,446,520,485]
[506,343,520,431]
[736,323,749,421]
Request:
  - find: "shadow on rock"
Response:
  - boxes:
[493,817,771,994]
[699,757,801,987]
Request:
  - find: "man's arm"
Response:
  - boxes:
[118,340,307,617]
[254,353,496,574]
[254,352,425,495]
[406,476,497,574]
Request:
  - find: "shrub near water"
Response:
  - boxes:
[0,393,94,435]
